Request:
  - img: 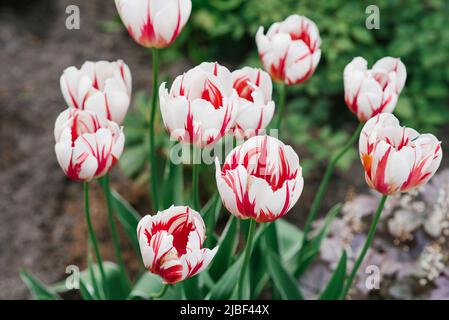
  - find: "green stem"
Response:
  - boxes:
[101,174,129,288]
[192,145,200,211]
[149,47,160,211]
[150,284,169,300]
[83,182,107,298]
[274,82,287,130]
[340,195,388,299]
[238,219,257,299]
[302,122,363,240]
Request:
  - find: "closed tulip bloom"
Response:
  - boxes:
[159,62,238,148]
[137,206,218,284]
[60,60,132,124]
[231,67,275,139]
[256,15,321,85]
[359,114,442,195]
[115,0,192,48]
[215,135,303,222]
[344,57,407,122]
[54,109,125,181]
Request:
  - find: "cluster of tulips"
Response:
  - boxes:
[49,0,442,300]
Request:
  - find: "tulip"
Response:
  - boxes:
[256,15,321,85]
[159,62,238,148]
[60,60,132,125]
[137,206,218,284]
[215,135,303,222]
[231,67,275,139]
[115,0,192,49]
[344,57,407,122]
[359,114,442,195]
[54,109,125,181]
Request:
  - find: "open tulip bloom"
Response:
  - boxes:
[54,108,125,181]
[215,135,303,222]
[256,15,321,86]
[231,67,275,140]
[159,62,238,148]
[137,206,218,284]
[359,113,442,195]
[60,60,132,125]
[344,57,407,122]
[115,0,192,49]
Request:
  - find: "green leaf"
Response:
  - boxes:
[319,250,347,300]
[276,220,304,262]
[294,204,342,278]
[162,158,184,208]
[128,273,183,300]
[265,250,304,300]
[206,257,243,300]
[208,216,239,281]
[119,145,147,178]
[79,279,95,300]
[109,189,141,254]
[20,271,60,300]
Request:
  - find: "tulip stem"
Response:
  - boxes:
[150,284,169,300]
[83,182,107,298]
[340,195,387,299]
[302,122,363,240]
[100,174,129,289]
[149,47,160,211]
[238,218,257,299]
[274,82,287,130]
[192,145,200,211]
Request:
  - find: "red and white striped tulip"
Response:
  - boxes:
[137,206,218,284]
[159,62,238,148]
[359,114,442,195]
[344,57,407,122]
[215,135,303,222]
[54,109,125,181]
[231,67,275,139]
[256,15,321,85]
[115,0,192,48]
[60,60,132,125]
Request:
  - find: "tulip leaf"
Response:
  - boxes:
[202,192,222,248]
[206,256,243,300]
[319,250,347,300]
[208,216,238,281]
[294,203,342,278]
[20,271,60,300]
[109,189,141,254]
[162,157,184,208]
[265,250,304,300]
[277,219,304,262]
[119,145,147,178]
[79,279,95,300]
[128,272,182,300]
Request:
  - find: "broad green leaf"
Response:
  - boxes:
[208,216,238,281]
[128,272,183,300]
[319,250,347,300]
[294,203,342,278]
[265,250,304,300]
[202,193,222,248]
[20,271,60,300]
[206,257,243,300]
[109,189,141,254]
[276,219,304,262]
[183,276,202,300]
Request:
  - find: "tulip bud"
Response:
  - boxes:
[137,206,218,284]
[159,62,238,148]
[359,114,442,195]
[344,57,407,122]
[115,0,192,49]
[54,109,125,181]
[231,67,275,139]
[256,15,321,85]
[60,60,132,125]
[215,135,303,222]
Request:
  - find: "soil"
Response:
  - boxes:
[1,0,447,300]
